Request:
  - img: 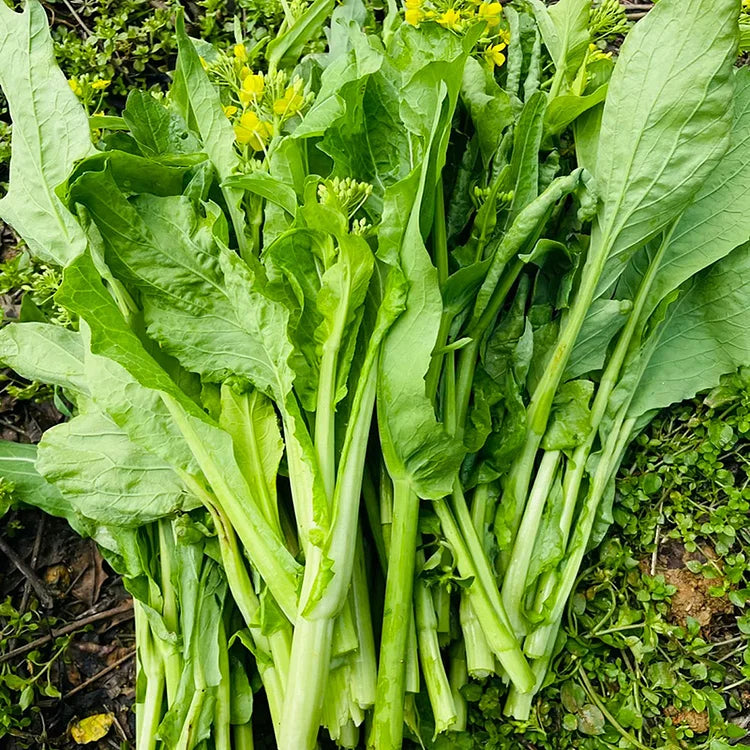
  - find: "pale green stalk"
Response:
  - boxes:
[369,478,420,750]
[501,450,561,637]
[415,551,457,735]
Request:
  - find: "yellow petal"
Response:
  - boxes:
[223,105,238,118]
[233,44,248,62]
[241,73,264,98]
[437,8,461,29]
[90,79,111,91]
[70,714,114,744]
[405,7,423,24]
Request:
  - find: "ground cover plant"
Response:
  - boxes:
[1,0,750,748]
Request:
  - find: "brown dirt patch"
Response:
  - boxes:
[665,707,710,733]
[644,540,733,629]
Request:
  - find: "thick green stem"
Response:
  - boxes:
[157,520,182,706]
[501,450,561,637]
[135,601,165,750]
[349,537,377,711]
[369,478,420,750]
[433,499,534,693]
[460,484,494,676]
[215,616,232,750]
[233,724,255,750]
[415,551,456,735]
[448,643,469,732]
[279,617,334,750]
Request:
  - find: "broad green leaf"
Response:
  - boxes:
[641,68,750,313]
[529,0,590,90]
[376,30,468,499]
[461,57,513,164]
[0,323,89,396]
[544,84,607,139]
[507,92,547,221]
[68,169,295,400]
[594,0,738,292]
[223,173,298,216]
[64,150,200,199]
[37,411,192,526]
[630,242,750,417]
[564,299,632,379]
[0,441,72,521]
[122,90,200,157]
[266,0,335,71]
[173,12,237,182]
[219,387,283,533]
[542,379,594,451]
[0,440,143,575]
[0,1,93,265]
[173,11,247,254]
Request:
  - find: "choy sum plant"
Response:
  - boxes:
[0,0,749,748]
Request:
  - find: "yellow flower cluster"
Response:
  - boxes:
[402,0,510,70]
[404,0,502,31]
[68,76,112,108]
[587,42,613,63]
[201,43,311,153]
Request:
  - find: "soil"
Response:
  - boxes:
[664,707,710,734]
[646,539,733,631]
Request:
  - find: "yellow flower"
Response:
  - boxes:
[487,44,506,68]
[404,0,422,7]
[69,78,82,97]
[588,42,612,62]
[239,72,265,105]
[273,85,305,117]
[234,43,248,62]
[240,65,252,79]
[90,79,111,91]
[405,6,424,25]
[234,110,273,150]
[497,28,511,46]
[478,2,503,28]
[437,7,461,29]
[223,105,239,118]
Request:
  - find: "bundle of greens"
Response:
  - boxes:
[0,0,749,747]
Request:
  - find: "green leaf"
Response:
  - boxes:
[266,0,335,71]
[578,704,605,735]
[640,68,750,314]
[529,0,590,89]
[594,0,738,292]
[0,1,93,265]
[68,168,295,400]
[0,323,89,396]
[37,411,192,526]
[542,379,594,451]
[461,57,513,164]
[376,59,465,498]
[630,242,750,417]
[544,84,608,139]
[173,10,246,254]
[220,386,284,532]
[507,92,547,221]
[223,173,298,216]
[565,299,632,379]
[122,90,200,157]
